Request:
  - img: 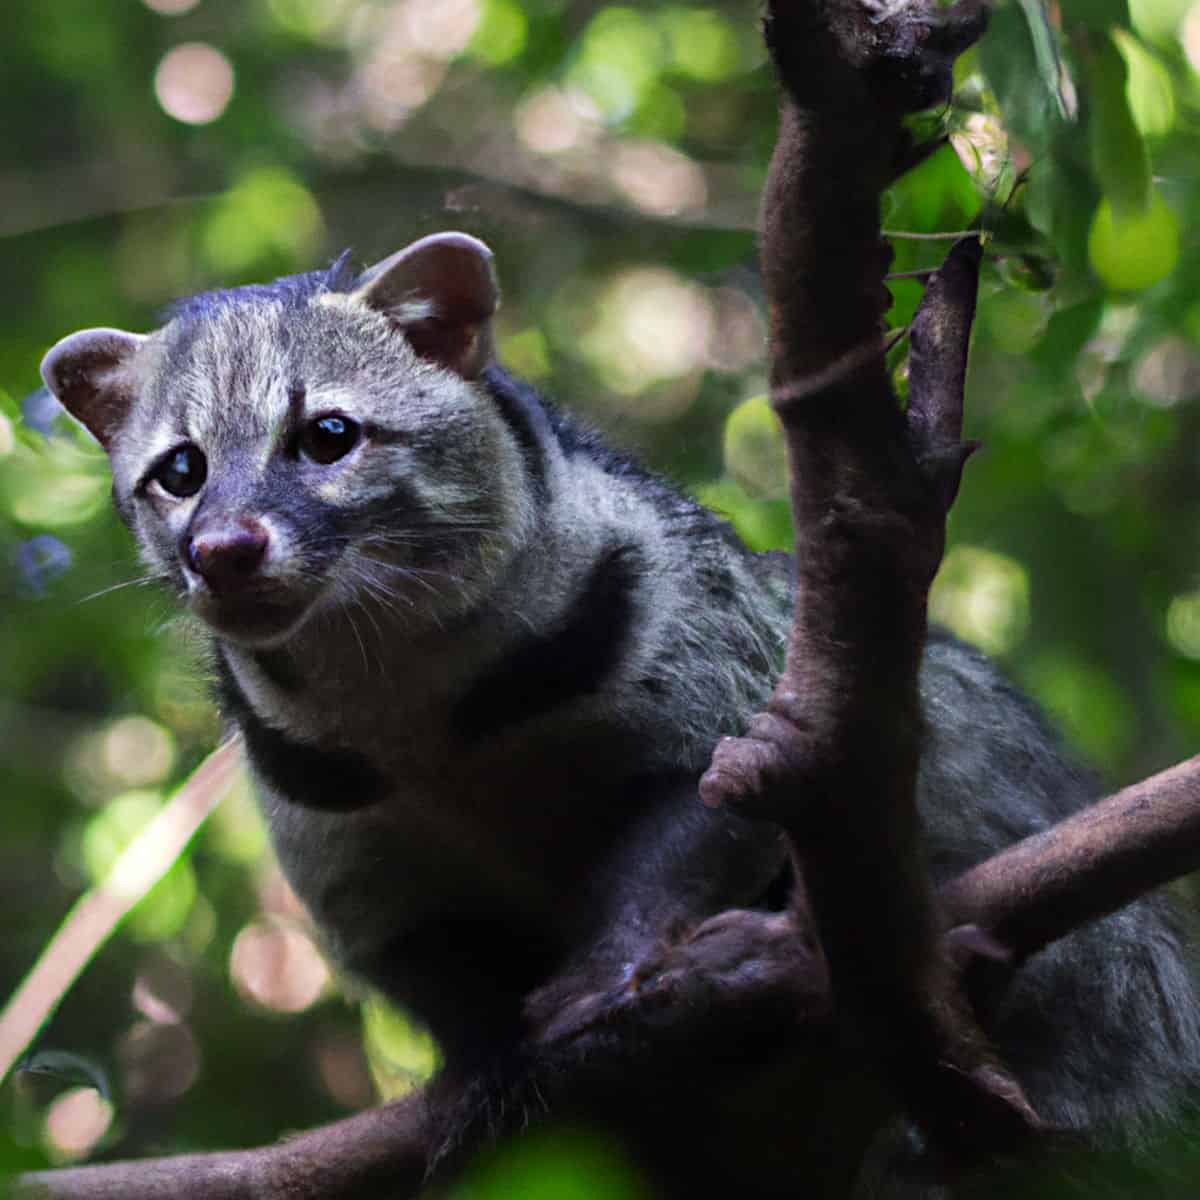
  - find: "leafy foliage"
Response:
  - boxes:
[3,0,1200,1192]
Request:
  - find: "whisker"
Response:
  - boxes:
[76,574,164,604]
[340,599,370,674]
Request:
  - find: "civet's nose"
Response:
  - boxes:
[185,517,269,592]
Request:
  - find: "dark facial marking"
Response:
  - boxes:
[451,543,641,741]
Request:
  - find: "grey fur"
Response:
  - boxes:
[41,239,1200,1183]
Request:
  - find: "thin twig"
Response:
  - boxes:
[0,739,244,1084]
[883,229,975,240]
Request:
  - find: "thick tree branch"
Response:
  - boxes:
[698,0,1036,1161]
[17,1094,428,1200]
[942,754,1200,959]
[17,751,1200,1198]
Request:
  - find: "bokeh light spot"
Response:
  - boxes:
[154,43,235,125]
[102,716,176,788]
[470,0,528,65]
[143,0,201,12]
[1168,592,1200,659]
[202,166,322,274]
[611,140,706,216]
[1133,336,1200,408]
[119,1021,201,1103]
[659,7,742,82]
[43,1088,114,1162]
[930,546,1030,656]
[723,395,788,500]
[516,87,594,156]
[402,0,480,59]
[580,267,714,396]
[230,919,330,1013]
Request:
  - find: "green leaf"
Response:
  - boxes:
[1084,32,1150,218]
[1059,0,1132,32]
[722,394,788,499]
[1088,187,1179,291]
[980,3,1063,148]
[1030,298,1104,379]
[1022,149,1097,278]
[1111,28,1174,137]
[1015,0,1069,119]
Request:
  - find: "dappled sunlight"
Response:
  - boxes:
[515,86,600,156]
[611,140,707,216]
[1167,592,1200,659]
[394,0,481,58]
[580,268,715,397]
[42,1087,114,1162]
[1133,336,1200,407]
[230,920,330,1014]
[930,546,1030,657]
[358,54,448,133]
[65,718,176,807]
[102,717,176,790]
[154,43,235,125]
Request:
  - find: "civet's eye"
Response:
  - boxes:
[299,414,361,464]
[151,444,207,498]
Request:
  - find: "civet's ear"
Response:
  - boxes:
[352,232,499,379]
[40,328,148,450]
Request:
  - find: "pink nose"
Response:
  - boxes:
[185,519,269,592]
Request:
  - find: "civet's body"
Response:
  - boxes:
[42,234,1200,1149]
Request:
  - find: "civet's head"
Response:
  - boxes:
[42,233,533,646]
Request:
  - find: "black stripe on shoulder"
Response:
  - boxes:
[252,647,306,694]
[214,650,386,812]
[452,543,642,741]
[480,364,553,502]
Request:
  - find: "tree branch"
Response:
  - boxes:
[942,754,1200,959]
[21,742,1200,1199]
[697,0,1038,1161]
[17,1094,428,1200]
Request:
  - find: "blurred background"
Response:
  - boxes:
[3,0,1200,1193]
